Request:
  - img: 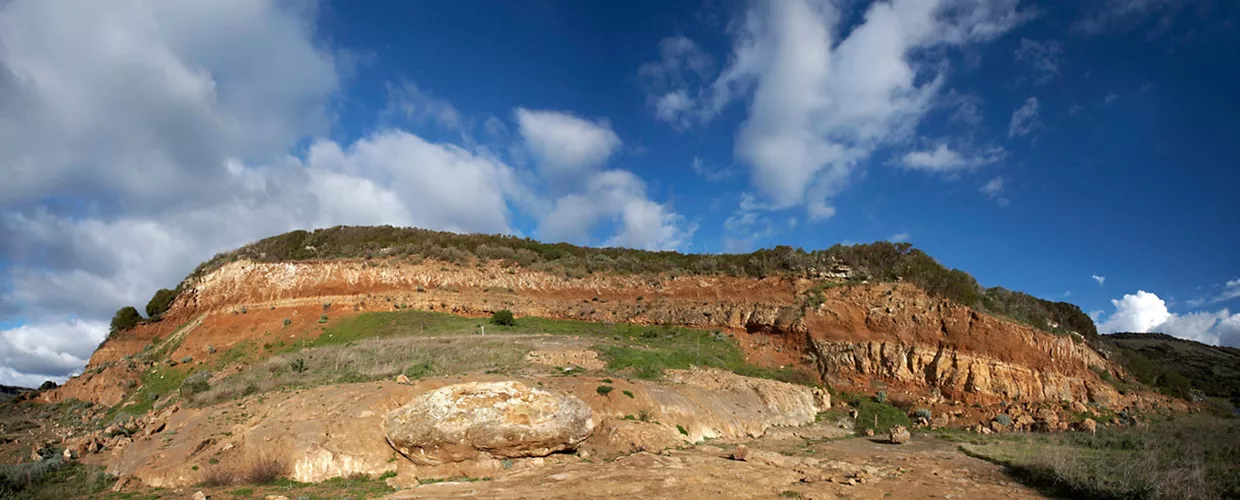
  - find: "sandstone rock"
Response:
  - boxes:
[192,491,208,500]
[395,374,411,385]
[888,426,910,444]
[1079,418,1097,434]
[63,448,76,460]
[592,419,681,454]
[264,496,289,500]
[864,428,874,437]
[384,381,592,465]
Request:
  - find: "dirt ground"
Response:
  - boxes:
[382,435,1043,500]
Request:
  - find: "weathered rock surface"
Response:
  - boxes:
[383,381,593,465]
[888,425,910,444]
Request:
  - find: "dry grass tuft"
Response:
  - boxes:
[197,453,287,486]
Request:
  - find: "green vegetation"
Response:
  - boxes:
[186,309,815,406]
[0,459,114,499]
[490,309,516,326]
[834,391,911,436]
[188,226,1095,340]
[946,415,1240,499]
[109,306,143,335]
[110,365,192,421]
[418,476,490,485]
[1102,333,1240,406]
[596,385,614,396]
[144,288,179,319]
[622,390,634,398]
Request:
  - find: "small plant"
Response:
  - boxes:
[601,378,613,383]
[914,408,932,420]
[779,491,803,499]
[290,358,308,373]
[319,314,328,324]
[181,355,193,364]
[282,318,292,327]
[994,414,1013,427]
[596,385,614,396]
[490,309,516,326]
[875,391,887,404]
[622,390,635,398]
[639,410,652,422]
[676,424,689,436]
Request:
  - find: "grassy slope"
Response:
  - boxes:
[1102,333,1240,407]
[186,309,815,407]
[942,414,1240,499]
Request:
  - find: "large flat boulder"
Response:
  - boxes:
[383,381,593,465]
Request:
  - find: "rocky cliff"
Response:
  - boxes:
[60,257,1131,409]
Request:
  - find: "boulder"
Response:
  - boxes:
[888,425,910,444]
[1079,418,1097,434]
[383,381,593,465]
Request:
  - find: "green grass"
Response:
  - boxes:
[957,415,1240,499]
[0,459,114,499]
[109,365,193,421]
[418,476,490,485]
[834,391,911,436]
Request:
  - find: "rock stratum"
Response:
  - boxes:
[63,257,1128,409]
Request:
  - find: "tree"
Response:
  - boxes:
[109,306,143,335]
[145,288,178,318]
[490,310,516,326]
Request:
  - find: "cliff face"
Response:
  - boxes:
[64,258,1128,408]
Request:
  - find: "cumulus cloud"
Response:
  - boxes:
[1073,0,1187,34]
[1095,290,1240,347]
[898,144,1005,172]
[515,108,622,183]
[1014,38,1063,84]
[889,232,911,243]
[641,0,1030,219]
[691,156,737,182]
[979,177,1010,207]
[0,320,107,386]
[1093,275,1107,286]
[1008,97,1040,137]
[539,170,694,251]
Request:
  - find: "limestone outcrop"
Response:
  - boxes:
[383,381,593,465]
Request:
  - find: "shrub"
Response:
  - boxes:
[875,391,887,404]
[239,454,286,484]
[596,385,614,396]
[319,314,328,324]
[914,408,933,420]
[290,359,307,373]
[490,310,516,326]
[180,371,211,398]
[676,424,689,436]
[144,288,178,318]
[38,380,57,391]
[181,355,193,364]
[994,414,1013,427]
[283,318,292,327]
[622,390,635,398]
[109,306,143,335]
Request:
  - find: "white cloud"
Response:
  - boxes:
[1104,91,1119,104]
[898,144,1004,172]
[1073,0,1185,34]
[979,177,1010,207]
[381,82,463,131]
[1096,290,1240,347]
[642,0,1030,219]
[691,156,737,182]
[1014,38,1063,84]
[539,170,694,251]
[889,232,911,243]
[1093,275,1107,286]
[0,320,107,385]
[1008,96,1040,137]
[515,108,621,183]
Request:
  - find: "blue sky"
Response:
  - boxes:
[1,0,1239,385]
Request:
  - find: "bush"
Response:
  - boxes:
[596,385,614,396]
[144,288,178,318]
[490,310,516,326]
[283,318,292,327]
[38,381,57,391]
[994,414,1013,427]
[180,371,211,398]
[319,314,328,324]
[914,408,933,420]
[875,391,887,404]
[290,359,307,373]
[109,306,143,335]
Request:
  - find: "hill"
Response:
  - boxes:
[1101,332,1240,408]
[178,225,1097,341]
